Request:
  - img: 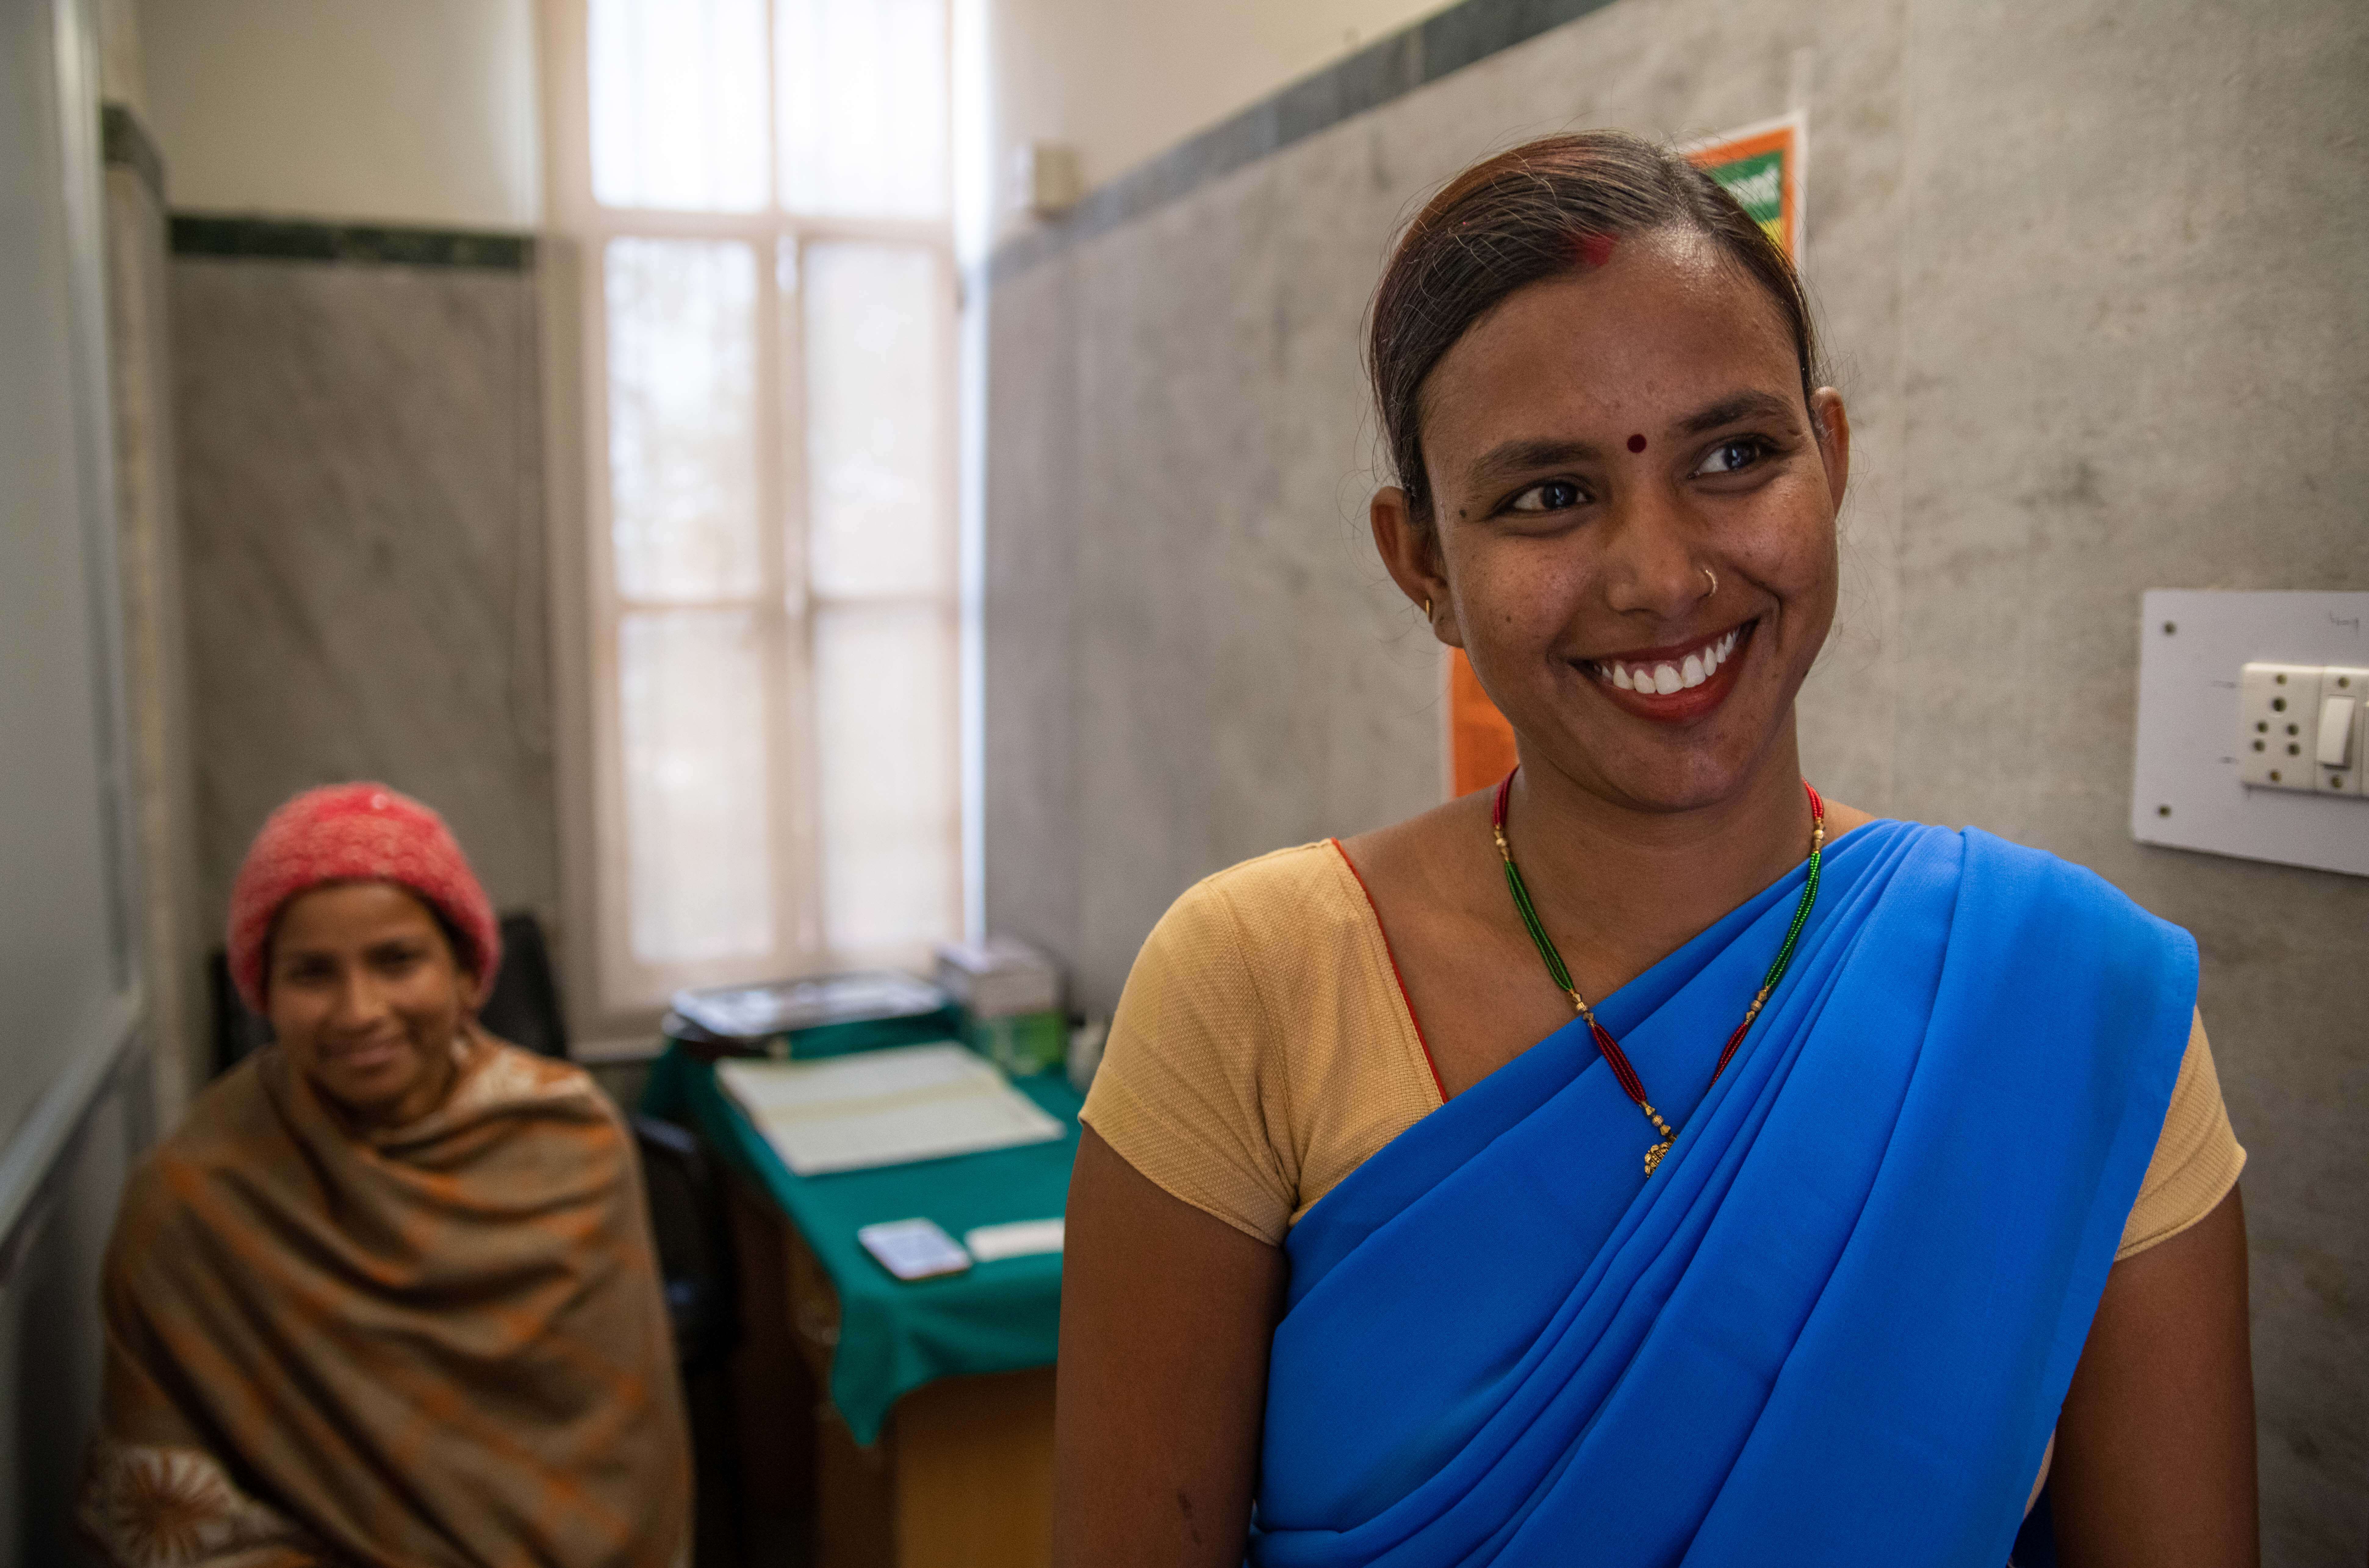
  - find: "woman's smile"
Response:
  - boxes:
[1582,617,1756,722]
[320,1031,411,1078]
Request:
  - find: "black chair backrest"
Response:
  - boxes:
[478,911,569,1059]
[631,1113,738,1373]
[208,948,276,1078]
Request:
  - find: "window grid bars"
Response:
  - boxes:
[552,0,960,1011]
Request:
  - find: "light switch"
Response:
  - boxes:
[2317,668,2368,795]
[2238,663,2322,791]
[2316,697,2355,766]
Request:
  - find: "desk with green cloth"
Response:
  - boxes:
[641,1040,1080,1445]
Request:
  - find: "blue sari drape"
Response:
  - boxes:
[1253,822,2195,1567]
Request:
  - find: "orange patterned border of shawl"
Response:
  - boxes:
[80,1440,319,1568]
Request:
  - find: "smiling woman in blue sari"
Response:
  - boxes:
[1053,132,2255,1567]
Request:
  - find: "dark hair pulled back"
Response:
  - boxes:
[1368,129,1823,522]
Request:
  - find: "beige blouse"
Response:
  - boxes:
[1084,839,2245,1254]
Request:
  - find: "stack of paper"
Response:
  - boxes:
[717,1043,1066,1176]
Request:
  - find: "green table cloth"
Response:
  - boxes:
[642,1043,1080,1444]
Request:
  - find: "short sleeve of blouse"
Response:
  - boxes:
[2116,1011,2246,1259]
[1081,872,1300,1245]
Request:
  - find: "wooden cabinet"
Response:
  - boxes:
[723,1170,1056,1568]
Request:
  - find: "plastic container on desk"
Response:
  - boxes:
[961,1009,1067,1077]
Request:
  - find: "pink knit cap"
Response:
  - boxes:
[226,782,501,1012]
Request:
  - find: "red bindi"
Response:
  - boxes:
[1627,433,1648,454]
[1576,232,1615,268]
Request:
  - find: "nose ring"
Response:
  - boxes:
[1700,565,1717,599]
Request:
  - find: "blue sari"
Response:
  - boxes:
[1253,822,2195,1567]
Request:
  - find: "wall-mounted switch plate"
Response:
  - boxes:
[2132,590,2369,878]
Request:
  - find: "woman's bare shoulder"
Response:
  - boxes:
[1818,796,1882,841]
[1338,789,1497,887]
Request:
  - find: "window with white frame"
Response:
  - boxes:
[547,0,960,1011]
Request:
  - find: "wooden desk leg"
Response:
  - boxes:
[890,1367,1056,1568]
[816,1403,896,1568]
[721,1171,819,1565]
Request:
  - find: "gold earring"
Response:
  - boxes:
[1424,597,1433,618]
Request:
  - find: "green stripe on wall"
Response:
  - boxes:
[169,215,535,271]
[100,105,166,203]
[987,0,1618,283]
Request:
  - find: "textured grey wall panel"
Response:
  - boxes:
[171,255,557,935]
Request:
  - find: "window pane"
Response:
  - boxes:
[620,608,775,963]
[589,0,768,211]
[803,242,947,598]
[606,238,761,601]
[814,603,956,958]
[776,0,949,220]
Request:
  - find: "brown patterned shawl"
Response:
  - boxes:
[80,1032,691,1567]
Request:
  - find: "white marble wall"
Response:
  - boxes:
[171,253,558,937]
[983,0,2369,1557]
[104,150,203,1126]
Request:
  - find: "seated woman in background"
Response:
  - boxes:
[80,783,689,1568]
[1057,133,2255,1566]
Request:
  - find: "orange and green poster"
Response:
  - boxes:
[1442,113,1805,796]
[1447,648,1521,798]
[1681,111,1806,259]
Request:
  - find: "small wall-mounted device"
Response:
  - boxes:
[2132,590,2369,877]
[1013,141,1083,219]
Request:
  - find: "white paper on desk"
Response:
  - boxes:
[717,1043,1065,1176]
[964,1218,1064,1262]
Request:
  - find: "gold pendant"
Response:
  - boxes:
[1642,1138,1672,1176]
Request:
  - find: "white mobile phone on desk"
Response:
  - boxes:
[857,1218,972,1280]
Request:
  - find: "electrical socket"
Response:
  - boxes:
[2238,663,2322,792]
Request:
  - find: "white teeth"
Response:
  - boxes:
[1593,623,1749,694]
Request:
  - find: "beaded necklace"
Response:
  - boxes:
[1490,771,1826,1175]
